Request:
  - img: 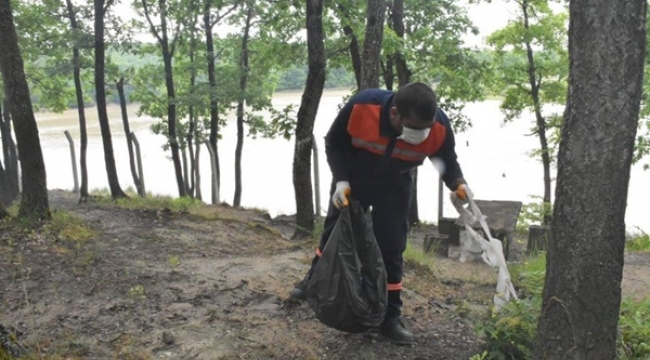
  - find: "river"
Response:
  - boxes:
[33,89,650,234]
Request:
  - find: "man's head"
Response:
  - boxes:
[389,82,438,144]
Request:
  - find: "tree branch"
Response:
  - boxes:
[103,0,115,17]
[141,0,164,44]
[210,2,239,29]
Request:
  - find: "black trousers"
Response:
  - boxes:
[309,177,412,320]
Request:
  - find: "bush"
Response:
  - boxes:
[475,253,650,359]
[618,298,650,359]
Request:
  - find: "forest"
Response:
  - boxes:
[1,0,650,359]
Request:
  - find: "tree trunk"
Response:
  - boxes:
[204,0,221,204]
[65,0,89,201]
[117,78,143,197]
[94,0,126,200]
[390,0,418,224]
[522,0,552,224]
[381,57,394,91]
[293,0,326,238]
[142,0,186,197]
[0,161,10,206]
[194,143,201,201]
[0,0,50,220]
[534,1,647,358]
[360,0,386,90]
[160,0,185,198]
[337,3,361,89]
[233,5,252,207]
[0,101,19,204]
[186,38,198,198]
[0,198,7,219]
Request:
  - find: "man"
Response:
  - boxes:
[290,82,469,345]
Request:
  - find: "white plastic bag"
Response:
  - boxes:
[450,189,518,310]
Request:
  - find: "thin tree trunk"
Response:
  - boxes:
[233,5,252,207]
[117,78,143,197]
[0,101,19,204]
[360,0,386,90]
[194,143,201,201]
[534,1,647,358]
[522,0,552,224]
[390,0,418,224]
[0,198,7,219]
[204,0,221,203]
[381,57,394,91]
[94,0,126,199]
[142,0,186,197]
[65,0,89,201]
[160,0,185,198]
[186,35,198,198]
[337,3,361,89]
[293,0,326,238]
[0,0,50,220]
[130,132,146,196]
[205,140,219,204]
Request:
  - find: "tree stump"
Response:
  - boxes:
[423,234,450,256]
[527,225,551,254]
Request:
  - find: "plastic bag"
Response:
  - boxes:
[306,199,387,333]
[451,190,518,310]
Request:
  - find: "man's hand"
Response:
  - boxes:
[332,181,351,209]
[455,184,472,202]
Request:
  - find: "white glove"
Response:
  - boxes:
[451,184,473,204]
[332,181,351,209]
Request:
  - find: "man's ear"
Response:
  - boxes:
[389,106,398,119]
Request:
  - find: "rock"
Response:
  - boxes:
[162,331,175,345]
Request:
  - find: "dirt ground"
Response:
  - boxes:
[1,190,649,360]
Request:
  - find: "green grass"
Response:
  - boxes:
[90,188,204,213]
[626,232,650,253]
[508,253,546,297]
[403,242,436,270]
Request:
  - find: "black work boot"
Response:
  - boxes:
[289,275,309,301]
[380,316,414,345]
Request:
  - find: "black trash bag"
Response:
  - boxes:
[306,199,387,333]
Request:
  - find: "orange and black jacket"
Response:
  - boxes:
[325,89,466,190]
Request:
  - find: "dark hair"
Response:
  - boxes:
[393,82,438,123]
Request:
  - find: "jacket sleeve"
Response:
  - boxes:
[324,100,356,183]
[430,111,467,191]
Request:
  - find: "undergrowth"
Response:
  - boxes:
[474,253,650,359]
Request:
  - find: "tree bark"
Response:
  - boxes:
[117,78,143,197]
[534,1,647,358]
[521,0,552,224]
[65,0,89,201]
[204,0,222,204]
[0,0,50,220]
[0,101,19,204]
[233,5,252,208]
[360,0,386,90]
[293,0,326,238]
[94,0,126,200]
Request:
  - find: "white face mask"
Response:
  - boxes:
[398,126,430,145]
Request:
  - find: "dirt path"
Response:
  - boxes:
[1,190,649,360]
